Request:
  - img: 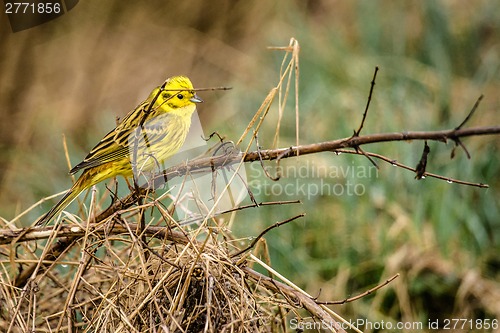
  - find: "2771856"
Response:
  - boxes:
[5,2,61,14]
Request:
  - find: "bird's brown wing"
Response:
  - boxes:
[69,100,152,175]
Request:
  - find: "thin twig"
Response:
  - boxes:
[212,199,300,215]
[231,214,305,258]
[455,94,483,130]
[335,148,488,188]
[354,66,379,137]
[193,86,232,92]
[317,274,400,305]
[255,132,280,181]
[352,146,379,169]
[451,95,484,159]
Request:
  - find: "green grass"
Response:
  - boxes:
[230,1,500,330]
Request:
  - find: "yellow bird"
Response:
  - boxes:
[36,76,202,226]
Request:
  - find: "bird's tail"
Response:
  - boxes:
[35,173,91,226]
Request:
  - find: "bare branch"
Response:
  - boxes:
[243,126,500,162]
[29,125,499,227]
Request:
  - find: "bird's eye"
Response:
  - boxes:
[177,94,184,100]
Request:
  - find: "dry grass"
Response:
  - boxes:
[1,211,283,332]
[0,189,354,332]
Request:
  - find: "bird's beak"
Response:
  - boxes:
[190,94,203,103]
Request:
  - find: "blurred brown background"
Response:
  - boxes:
[1,1,499,331]
[0,1,277,214]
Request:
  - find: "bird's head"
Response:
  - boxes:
[151,76,203,114]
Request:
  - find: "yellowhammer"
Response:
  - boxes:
[36,76,203,226]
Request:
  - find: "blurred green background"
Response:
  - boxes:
[1,1,499,331]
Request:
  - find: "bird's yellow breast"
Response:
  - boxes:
[128,112,192,177]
